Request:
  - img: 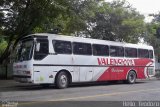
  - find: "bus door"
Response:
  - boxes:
[73,42,93,82]
[33,38,53,83]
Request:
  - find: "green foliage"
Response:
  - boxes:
[0,0,71,63]
[63,0,99,35]
[0,0,145,41]
[0,39,7,56]
[1,0,69,37]
[84,0,145,43]
[0,0,155,63]
[144,14,160,55]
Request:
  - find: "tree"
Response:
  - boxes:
[0,38,7,56]
[144,12,160,55]
[0,0,150,64]
[0,0,102,64]
[82,0,145,43]
[32,0,100,35]
[0,0,70,63]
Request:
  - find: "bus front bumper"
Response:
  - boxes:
[13,75,32,83]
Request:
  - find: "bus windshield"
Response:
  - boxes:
[16,40,34,61]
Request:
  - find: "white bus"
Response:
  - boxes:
[13,33,155,89]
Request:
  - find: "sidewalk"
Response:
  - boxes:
[0,80,18,88]
[0,79,28,88]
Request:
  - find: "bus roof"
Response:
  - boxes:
[28,33,153,50]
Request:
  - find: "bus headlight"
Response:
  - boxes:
[23,71,31,75]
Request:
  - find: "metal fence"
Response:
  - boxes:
[0,64,13,79]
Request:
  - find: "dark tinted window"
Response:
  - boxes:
[149,50,153,59]
[125,47,137,58]
[158,56,160,63]
[93,44,109,56]
[17,39,34,61]
[34,39,49,60]
[73,42,92,55]
[138,49,149,58]
[110,46,124,57]
[53,40,72,54]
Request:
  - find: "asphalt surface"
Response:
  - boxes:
[0,79,160,107]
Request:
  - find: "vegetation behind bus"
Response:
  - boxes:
[0,0,160,65]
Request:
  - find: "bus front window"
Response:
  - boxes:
[17,40,34,61]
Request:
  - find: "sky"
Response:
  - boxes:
[106,0,160,22]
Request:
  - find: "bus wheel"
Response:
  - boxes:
[127,71,136,84]
[56,72,69,89]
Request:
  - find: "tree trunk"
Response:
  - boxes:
[0,36,14,64]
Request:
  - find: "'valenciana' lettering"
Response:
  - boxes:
[97,58,135,66]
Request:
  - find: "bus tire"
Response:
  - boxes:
[126,71,136,84]
[55,71,69,89]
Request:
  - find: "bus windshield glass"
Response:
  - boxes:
[16,40,34,61]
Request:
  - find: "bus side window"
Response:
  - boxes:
[92,44,109,56]
[34,39,49,60]
[110,46,124,57]
[73,42,92,55]
[125,47,137,58]
[149,50,153,59]
[138,49,149,58]
[53,40,72,54]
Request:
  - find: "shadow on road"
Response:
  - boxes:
[0,80,148,92]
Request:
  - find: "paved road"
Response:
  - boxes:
[0,79,160,107]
